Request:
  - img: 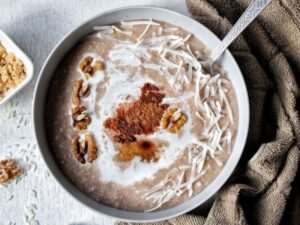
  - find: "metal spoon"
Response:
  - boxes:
[201,0,273,73]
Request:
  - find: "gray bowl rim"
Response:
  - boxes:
[33,5,250,222]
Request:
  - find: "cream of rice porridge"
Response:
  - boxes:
[45,20,238,212]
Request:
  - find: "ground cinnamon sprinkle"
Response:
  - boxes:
[104,83,169,143]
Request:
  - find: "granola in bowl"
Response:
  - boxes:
[0,42,26,100]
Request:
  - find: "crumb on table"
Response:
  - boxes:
[0,159,22,184]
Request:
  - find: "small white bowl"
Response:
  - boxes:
[0,29,34,105]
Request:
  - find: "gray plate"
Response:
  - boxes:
[33,6,249,222]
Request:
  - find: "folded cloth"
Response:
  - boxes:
[116,0,300,224]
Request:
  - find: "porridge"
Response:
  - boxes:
[45,20,238,212]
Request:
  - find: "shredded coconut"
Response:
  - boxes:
[85,20,236,212]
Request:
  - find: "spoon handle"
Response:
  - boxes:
[210,0,272,61]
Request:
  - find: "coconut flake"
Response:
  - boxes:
[218,80,234,124]
[209,100,218,115]
[186,44,196,58]
[212,155,223,167]
[227,131,232,152]
[168,37,184,50]
[163,93,194,104]
[163,48,197,66]
[121,20,160,26]
[179,165,192,170]
[177,171,185,186]
[203,101,211,118]
[194,141,213,152]
[137,20,153,42]
[196,149,207,173]
[157,26,163,35]
[93,25,112,30]
[204,85,211,99]
[194,71,206,112]
[160,54,180,68]
[112,26,133,36]
[143,177,172,198]
[163,27,178,33]
[143,35,181,45]
[216,101,222,113]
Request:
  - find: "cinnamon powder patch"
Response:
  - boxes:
[104,83,168,143]
[116,139,160,162]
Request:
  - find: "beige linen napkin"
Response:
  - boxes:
[117,0,300,224]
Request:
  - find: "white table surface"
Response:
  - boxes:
[0,1,189,225]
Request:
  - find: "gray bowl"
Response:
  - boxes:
[33,6,249,222]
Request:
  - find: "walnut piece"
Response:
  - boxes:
[72,80,83,107]
[86,134,97,163]
[71,136,85,164]
[0,159,22,184]
[72,106,91,131]
[171,110,182,122]
[72,80,90,107]
[79,138,87,155]
[79,56,94,77]
[161,108,177,129]
[71,134,97,164]
[160,107,187,133]
[79,56,105,78]
[168,113,187,133]
[94,60,105,71]
[79,83,90,98]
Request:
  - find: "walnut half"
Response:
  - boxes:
[161,108,177,129]
[79,56,94,78]
[72,80,83,107]
[86,134,97,163]
[71,136,86,164]
[160,108,187,133]
[168,113,187,133]
[72,80,90,107]
[71,134,97,164]
[79,56,105,78]
[79,83,90,98]
[72,106,91,131]
[0,159,22,184]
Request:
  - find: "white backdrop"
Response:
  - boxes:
[0,1,188,224]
